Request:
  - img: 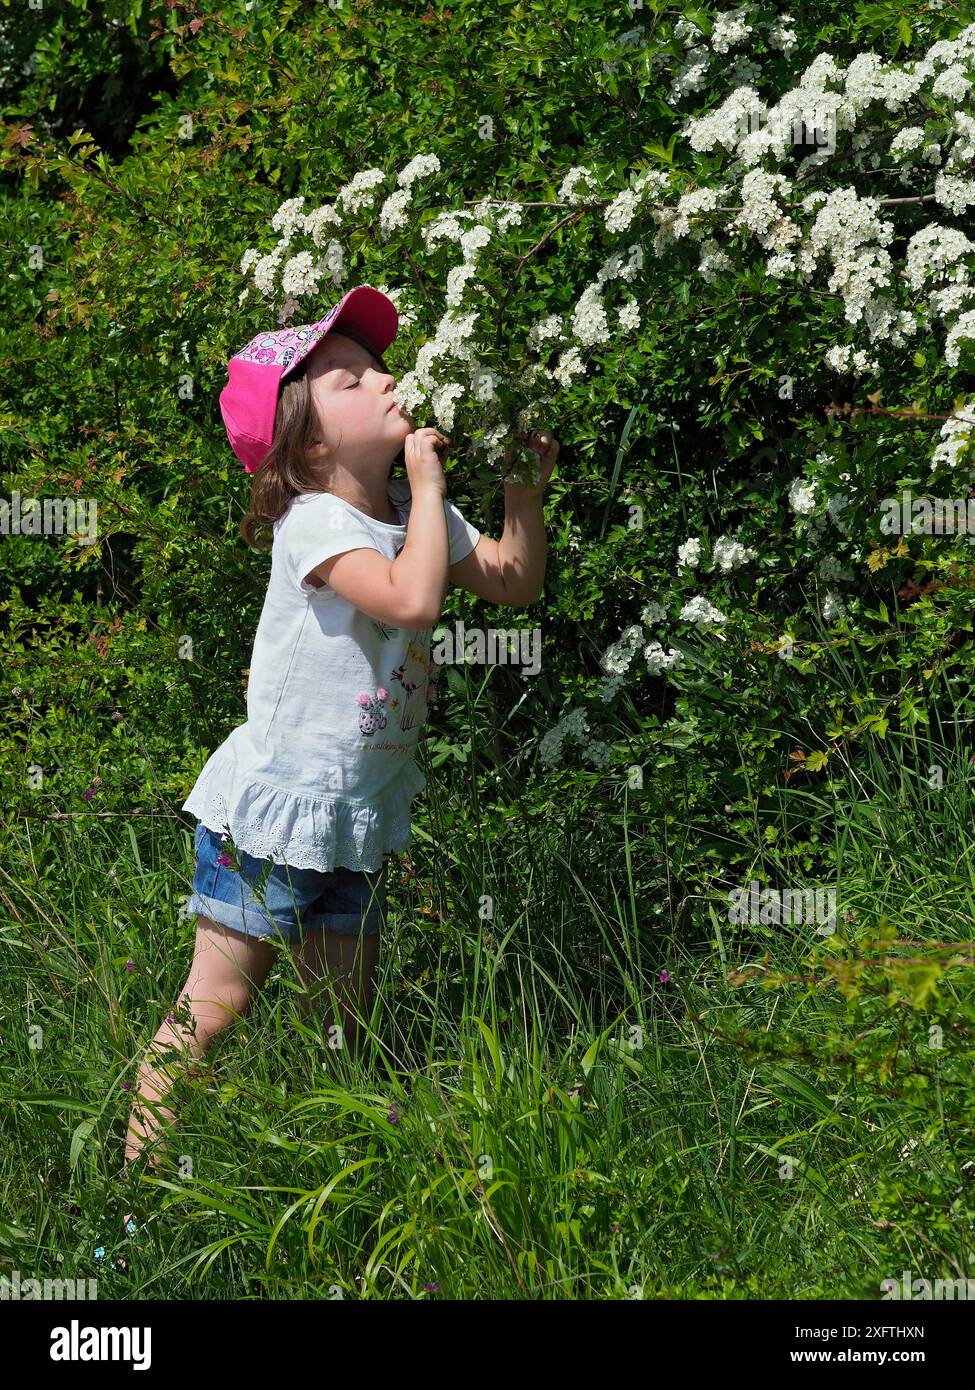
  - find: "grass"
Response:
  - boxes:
[1,737,973,1299]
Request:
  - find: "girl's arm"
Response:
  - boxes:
[448,432,559,608]
[311,482,450,628]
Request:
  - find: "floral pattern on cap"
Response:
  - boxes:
[231,300,345,372]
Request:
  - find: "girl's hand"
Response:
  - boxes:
[404,427,450,498]
[502,430,559,498]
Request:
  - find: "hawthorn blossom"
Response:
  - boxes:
[270,196,306,239]
[680,595,729,629]
[380,189,412,239]
[644,641,684,675]
[711,7,753,55]
[711,535,757,571]
[677,537,702,572]
[571,284,612,346]
[932,410,975,470]
[945,310,975,366]
[789,479,818,514]
[640,601,669,625]
[552,347,586,387]
[558,166,600,205]
[822,590,846,620]
[397,153,441,188]
[618,299,641,332]
[335,168,386,214]
[281,251,323,298]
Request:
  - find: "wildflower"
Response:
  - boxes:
[680,595,728,629]
[558,165,599,205]
[789,479,818,514]
[711,535,757,571]
[640,601,669,625]
[644,641,683,676]
[396,153,440,188]
[822,590,847,620]
[677,537,702,572]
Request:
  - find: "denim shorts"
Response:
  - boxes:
[186,822,388,944]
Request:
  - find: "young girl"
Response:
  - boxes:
[123,284,558,1194]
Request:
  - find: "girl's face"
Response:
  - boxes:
[305,331,413,461]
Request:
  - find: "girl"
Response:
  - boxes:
[122,285,558,1203]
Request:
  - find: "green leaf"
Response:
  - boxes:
[70,1119,96,1172]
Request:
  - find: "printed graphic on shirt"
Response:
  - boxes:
[357,687,389,735]
[370,619,399,641]
[390,635,432,733]
[357,629,442,749]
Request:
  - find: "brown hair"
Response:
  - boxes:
[238,326,402,550]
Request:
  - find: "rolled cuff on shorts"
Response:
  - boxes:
[186,890,303,942]
[186,893,383,940]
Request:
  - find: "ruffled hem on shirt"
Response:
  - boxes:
[181,753,427,874]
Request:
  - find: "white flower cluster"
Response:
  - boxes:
[712,534,757,570]
[528,315,564,348]
[659,185,725,243]
[551,347,586,388]
[538,707,591,766]
[789,479,818,514]
[819,554,854,582]
[698,240,734,282]
[827,490,851,534]
[890,126,926,159]
[932,408,975,470]
[935,171,975,217]
[558,166,600,206]
[677,536,702,571]
[674,23,975,364]
[668,10,796,102]
[641,601,669,624]
[609,619,684,697]
[767,16,797,54]
[824,344,879,373]
[680,595,729,629]
[618,298,641,332]
[397,153,441,188]
[644,641,684,676]
[798,187,894,331]
[336,168,386,214]
[711,7,754,56]
[571,283,612,347]
[946,311,975,367]
[604,168,672,236]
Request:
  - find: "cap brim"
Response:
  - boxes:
[282,285,399,378]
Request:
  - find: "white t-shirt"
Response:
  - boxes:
[181,476,481,873]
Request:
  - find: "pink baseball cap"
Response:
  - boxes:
[219,284,399,473]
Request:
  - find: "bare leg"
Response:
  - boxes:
[124,916,278,1174]
[291,930,381,1064]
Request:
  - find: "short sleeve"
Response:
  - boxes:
[445,498,481,566]
[279,492,379,595]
